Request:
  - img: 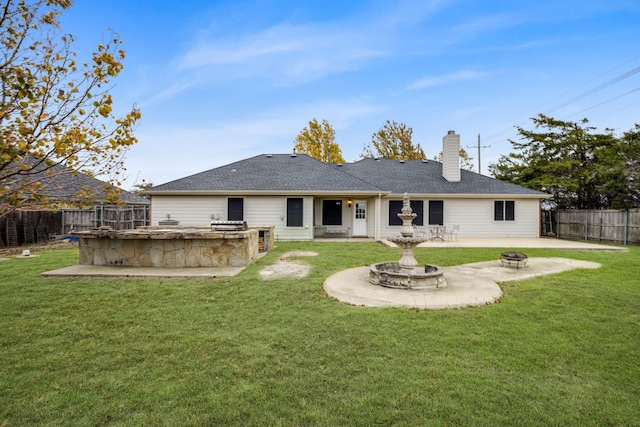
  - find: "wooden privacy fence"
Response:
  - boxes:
[61,205,149,234]
[0,210,61,248]
[0,205,149,248]
[542,209,640,246]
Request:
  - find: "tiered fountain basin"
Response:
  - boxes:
[370,262,446,290]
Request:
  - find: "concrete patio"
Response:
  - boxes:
[40,237,625,279]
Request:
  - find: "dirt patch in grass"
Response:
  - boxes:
[259,251,318,279]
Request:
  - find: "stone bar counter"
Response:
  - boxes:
[72,228,259,268]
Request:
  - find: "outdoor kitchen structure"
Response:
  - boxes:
[71,224,273,268]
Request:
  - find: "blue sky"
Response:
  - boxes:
[58,0,640,188]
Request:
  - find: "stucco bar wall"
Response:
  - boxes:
[73,229,258,268]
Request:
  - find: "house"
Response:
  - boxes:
[145,131,548,240]
[0,158,149,247]
[3,155,149,208]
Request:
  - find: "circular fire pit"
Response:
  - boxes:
[500,252,528,269]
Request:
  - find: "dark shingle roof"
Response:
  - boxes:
[148,153,546,197]
[7,157,149,205]
[149,154,385,193]
[341,158,545,195]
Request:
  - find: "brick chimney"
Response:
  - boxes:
[442,130,460,182]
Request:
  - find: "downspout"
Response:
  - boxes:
[375,193,382,241]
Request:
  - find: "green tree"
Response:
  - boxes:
[489,114,640,209]
[0,0,141,211]
[294,118,345,163]
[361,120,425,160]
[131,179,153,199]
[434,148,475,171]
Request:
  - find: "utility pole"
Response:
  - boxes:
[467,133,490,174]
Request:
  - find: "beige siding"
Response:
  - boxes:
[151,196,225,226]
[151,195,540,240]
[151,195,313,240]
[444,198,540,238]
[379,197,540,239]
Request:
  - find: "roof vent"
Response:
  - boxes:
[399,160,405,163]
[291,153,297,158]
[336,163,343,167]
[266,154,272,158]
[422,159,428,163]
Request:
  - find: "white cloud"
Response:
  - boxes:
[409,70,488,89]
[122,98,384,187]
[175,21,387,86]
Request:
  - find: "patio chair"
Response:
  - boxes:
[446,224,460,241]
[413,225,429,239]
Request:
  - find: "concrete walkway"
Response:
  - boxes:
[42,264,243,278]
[40,237,624,279]
[403,237,626,251]
[323,237,617,309]
[323,257,602,310]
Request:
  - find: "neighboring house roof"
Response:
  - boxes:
[6,157,149,205]
[147,153,547,198]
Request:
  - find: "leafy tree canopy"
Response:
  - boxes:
[294,118,345,163]
[488,114,640,209]
[0,0,141,211]
[361,120,425,160]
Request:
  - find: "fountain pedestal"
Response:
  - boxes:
[370,193,446,290]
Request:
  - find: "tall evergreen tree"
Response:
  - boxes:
[489,114,640,209]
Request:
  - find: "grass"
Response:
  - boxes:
[1,242,638,426]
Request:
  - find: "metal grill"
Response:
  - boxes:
[210,220,247,231]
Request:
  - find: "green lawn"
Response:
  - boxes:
[1,242,638,426]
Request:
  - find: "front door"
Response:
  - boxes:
[353,200,367,236]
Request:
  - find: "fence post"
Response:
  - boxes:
[584,209,588,241]
[625,209,629,246]
[599,217,603,242]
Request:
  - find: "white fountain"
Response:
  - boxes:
[369,193,446,290]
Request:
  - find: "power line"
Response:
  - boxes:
[566,86,640,120]
[466,133,490,175]
[468,55,640,149]
[546,66,640,114]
